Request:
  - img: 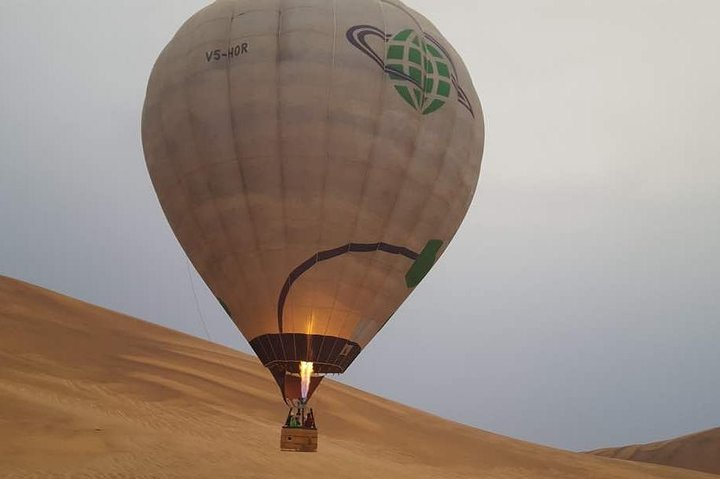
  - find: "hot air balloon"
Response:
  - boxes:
[142,0,484,452]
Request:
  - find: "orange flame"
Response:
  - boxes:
[300,361,314,401]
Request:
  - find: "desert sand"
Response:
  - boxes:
[589,428,720,475]
[0,275,715,479]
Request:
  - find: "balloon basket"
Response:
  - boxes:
[280,404,318,452]
[280,426,318,452]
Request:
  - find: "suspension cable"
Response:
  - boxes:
[186,259,212,342]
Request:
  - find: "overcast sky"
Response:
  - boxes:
[1,0,719,451]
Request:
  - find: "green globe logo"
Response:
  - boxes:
[347,25,474,117]
[385,29,452,115]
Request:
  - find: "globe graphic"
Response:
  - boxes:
[385,29,453,115]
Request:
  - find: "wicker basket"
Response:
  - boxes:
[280,427,318,452]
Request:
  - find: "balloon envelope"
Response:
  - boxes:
[142,0,484,401]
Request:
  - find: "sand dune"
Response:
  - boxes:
[0,275,714,479]
[589,428,720,475]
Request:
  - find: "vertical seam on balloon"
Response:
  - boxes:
[222,3,271,343]
[275,3,289,363]
[220,3,257,330]
[349,2,428,347]
[178,5,246,333]
[330,0,389,344]
[229,6,283,344]
[317,0,340,352]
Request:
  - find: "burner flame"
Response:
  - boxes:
[299,361,314,401]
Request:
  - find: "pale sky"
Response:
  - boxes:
[1,0,719,451]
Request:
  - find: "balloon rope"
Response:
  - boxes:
[186,260,212,342]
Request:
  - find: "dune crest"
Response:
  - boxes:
[0,276,714,478]
[589,428,720,475]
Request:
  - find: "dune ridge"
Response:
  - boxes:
[589,428,720,475]
[0,275,714,478]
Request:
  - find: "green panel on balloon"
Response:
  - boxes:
[405,239,444,288]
